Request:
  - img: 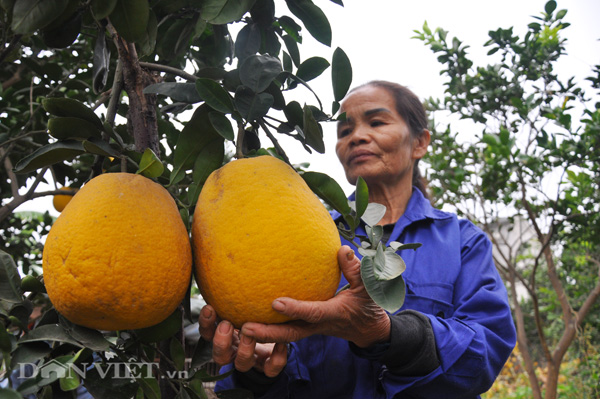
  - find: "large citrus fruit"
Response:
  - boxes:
[42,173,192,330]
[192,156,341,328]
[52,187,78,212]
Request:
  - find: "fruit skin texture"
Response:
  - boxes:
[52,187,78,212]
[192,156,341,328]
[43,173,192,331]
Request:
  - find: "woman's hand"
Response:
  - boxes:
[198,305,288,377]
[240,245,391,348]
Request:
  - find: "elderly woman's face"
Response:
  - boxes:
[335,85,418,186]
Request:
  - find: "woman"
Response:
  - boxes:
[199,81,516,398]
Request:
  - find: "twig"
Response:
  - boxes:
[139,62,199,82]
[235,122,245,159]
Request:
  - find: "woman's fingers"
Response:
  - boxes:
[263,342,288,377]
[198,305,218,341]
[338,246,363,289]
[234,334,258,372]
[212,321,236,366]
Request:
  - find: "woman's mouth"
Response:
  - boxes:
[348,150,376,164]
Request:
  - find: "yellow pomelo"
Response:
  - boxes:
[43,173,192,330]
[52,187,78,212]
[192,156,341,328]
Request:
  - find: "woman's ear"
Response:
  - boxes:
[412,129,431,159]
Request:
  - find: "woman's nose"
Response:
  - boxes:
[350,124,371,145]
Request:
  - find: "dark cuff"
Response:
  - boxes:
[350,310,439,376]
[234,368,281,397]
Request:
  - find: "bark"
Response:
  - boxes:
[112,34,161,156]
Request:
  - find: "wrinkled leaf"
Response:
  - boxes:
[239,54,282,93]
[302,171,351,216]
[389,242,423,251]
[234,86,273,121]
[0,250,22,303]
[13,141,85,174]
[360,256,406,313]
[136,148,164,178]
[195,78,234,113]
[372,243,407,281]
[332,47,352,101]
[235,23,261,61]
[362,203,386,226]
[296,56,329,82]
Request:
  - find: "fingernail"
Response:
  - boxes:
[218,321,232,334]
[346,250,355,261]
[241,334,253,345]
[201,306,213,319]
[272,299,286,312]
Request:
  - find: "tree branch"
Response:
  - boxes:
[139,62,199,82]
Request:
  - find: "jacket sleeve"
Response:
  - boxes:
[380,223,516,398]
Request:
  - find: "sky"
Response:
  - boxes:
[16,0,600,214]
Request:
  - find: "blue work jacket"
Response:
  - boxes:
[217,188,516,398]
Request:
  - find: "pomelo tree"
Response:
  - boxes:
[1,1,410,398]
[414,1,600,398]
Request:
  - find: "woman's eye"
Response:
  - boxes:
[338,128,351,137]
[371,120,384,127]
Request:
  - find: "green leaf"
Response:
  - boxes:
[109,0,149,43]
[285,0,332,46]
[0,250,23,303]
[60,371,81,391]
[195,78,234,113]
[355,177,369,219]
[170,337,186,371]
[239,54,282,93]
[235,23,261,61]
[10,342,52,369]
[296,56,330,82]
[208,112,234,140]
[189,138,225,205]
[42,97,103,129]
[134,308,183,343]
[201,0,257,24]
[19,324,83,347]
[137,148,164,178]
[11,0,69,34]
[360,256,406,313]
[332,47,352,102]
[83,365,139,399]
[170,105,221,186]
[366,225,383,246]
[91,0,117,19]
[82,137,120,158]
[234,86,274,121]
[41,11,82,49]
[301,171,351,216]
[47,117,103,141]
[0,388,23,399]
[282,35,300,67]
[144,83,202,104]
[13,140,84,173]
[301,104,325,153]
[20,275,46,294]
[545,0,557,15]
